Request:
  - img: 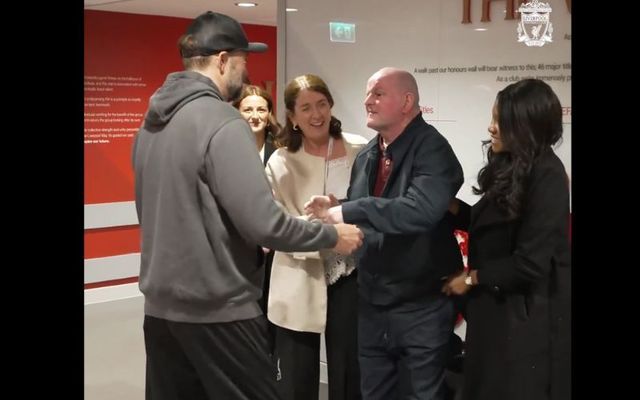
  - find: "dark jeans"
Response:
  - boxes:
[144,314,280,400]
[358,294,455,400]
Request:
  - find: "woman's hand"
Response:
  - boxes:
[442,270,473,296]
[304,194,339,221]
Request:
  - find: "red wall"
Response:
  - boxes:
[84,11,277,286]
[84,10,277,205]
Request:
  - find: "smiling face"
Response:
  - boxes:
[239,95,269,135]
[289,89,332,142]
[488,102,505,153]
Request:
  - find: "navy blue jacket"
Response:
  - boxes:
[342,114,464,306]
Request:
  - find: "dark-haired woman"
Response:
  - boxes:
[233,84,281,166]
[233,85,282,321]
[266,74,367,400]
[443,79,571,400]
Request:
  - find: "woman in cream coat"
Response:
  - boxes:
[266,74,367,400]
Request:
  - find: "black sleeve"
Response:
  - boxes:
[342,134,463,235]
[449,199,471,231]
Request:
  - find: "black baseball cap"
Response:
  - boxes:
[181,11,268,57]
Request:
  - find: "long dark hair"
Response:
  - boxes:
[280,74,342,152]
[232,84,282,145]
[473,79,563,219]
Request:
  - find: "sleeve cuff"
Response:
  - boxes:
[342,200,364,224]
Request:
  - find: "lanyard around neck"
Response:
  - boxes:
[323,136,335,195]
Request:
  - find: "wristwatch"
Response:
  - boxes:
[464,273,474,286]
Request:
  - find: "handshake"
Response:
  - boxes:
[304,194,363,255]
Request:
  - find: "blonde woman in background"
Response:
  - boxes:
[266,74,367,400]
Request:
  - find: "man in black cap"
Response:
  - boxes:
[132,11,363,400]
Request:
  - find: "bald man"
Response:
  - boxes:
[305,68,464,399]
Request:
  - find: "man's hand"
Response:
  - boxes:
[325,205,344,224]
[332,223,364,255]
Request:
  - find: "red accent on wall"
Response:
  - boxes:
[85,225,141,259]
[85,276,139,290]
[84,10,277,205]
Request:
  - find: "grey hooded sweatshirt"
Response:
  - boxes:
[133,71,338,323]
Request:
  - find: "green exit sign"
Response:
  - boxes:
[329,22,356,43]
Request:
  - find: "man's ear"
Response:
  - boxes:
[217,51,229,74]
[402,92,415,113]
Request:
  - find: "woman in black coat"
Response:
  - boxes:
[443,79,571,400]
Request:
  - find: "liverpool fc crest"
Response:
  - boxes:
[517,0,553,47]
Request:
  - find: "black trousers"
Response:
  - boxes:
[274,325,320,400]
[260,251,275,315]
[358,294,455,400]
[144,314,280,400]
[261,251,277,354]
[326,272,362,400]
[274,272,361,400]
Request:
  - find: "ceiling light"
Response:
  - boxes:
[235,2,257,7]
[474,28,487,31]
[286,8,298,12]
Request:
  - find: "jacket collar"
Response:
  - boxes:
[383,113,424,172]
[363,113,426,195]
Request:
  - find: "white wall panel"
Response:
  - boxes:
[85,201,138,229]
[84,282,142,305]
[85,253,141,284]
[282,0,571,205]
